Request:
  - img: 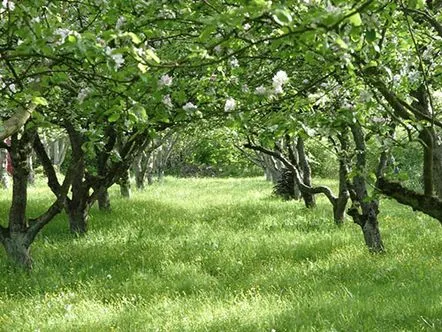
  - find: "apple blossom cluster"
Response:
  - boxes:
[224,98,236,112]
[183,102,198,112]
[77,88,90,104]
[105,47,125,70]
[0,0,14,13]
[272,70,289,94]
[159,74,173,87]
[162,95,173,108]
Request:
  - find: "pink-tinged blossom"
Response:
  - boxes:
[159,74,173,87]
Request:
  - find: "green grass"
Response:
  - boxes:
[0,177,442,331]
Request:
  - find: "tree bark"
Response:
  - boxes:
[297,137,316,208]
[0,148,9,188]
[97,188,111,211]
[348,124,384,253]
[119,169,131,198]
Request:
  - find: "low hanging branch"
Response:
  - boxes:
[0,104,36,140]
[244,142,338,206]
[377,177,442,223]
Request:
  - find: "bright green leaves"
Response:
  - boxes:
[348,13,362,27]
[272,9,293,27]
[32,97,49,106]
[407,0,426,9]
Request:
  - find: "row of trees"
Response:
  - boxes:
[0,0,441,267]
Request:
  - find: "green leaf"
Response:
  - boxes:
[336,38,348,49]
[32,96,49,106]
[365,29,377,43]
[272,9,293,26]
[108,112,120,122]
[348,13,362,26]
[145,49,160,63]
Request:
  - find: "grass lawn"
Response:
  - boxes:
[0,177,441,331]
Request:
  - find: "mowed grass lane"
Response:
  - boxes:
[0,177,441,331]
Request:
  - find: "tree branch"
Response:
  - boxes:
[0,104,36,140]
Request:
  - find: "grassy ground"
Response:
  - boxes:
[0,177,441,331]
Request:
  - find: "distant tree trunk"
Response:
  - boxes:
[297,137,316,208]
[27,154,35,185]
[0,148,9,188]
[119,169,131,198]
[348,123,384,253]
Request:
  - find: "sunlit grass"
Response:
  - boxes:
[0,177,441,331]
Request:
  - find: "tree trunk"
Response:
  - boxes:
[1,131,34,268]
[97,187,111,211]
[0,148,9,189]
[297,137,316,208]
[3,233,32,268]
[65,124,89,234]
[67,202,89,234]
[119,169,131,198]
[349,124,384,253]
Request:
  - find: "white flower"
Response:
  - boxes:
[273,85,284,94]
[77,88,90,104]
[116,16,125,30]
[159,74,173,87]
[31,17,41,23]
[243,23,251,31]
[255,85,267,96]
[112,53,124,69]
[8,83,16,93]
[1,0,15,11]
[272,70,289,87]
[214,45,222,54]
[54,28,72,45]
[224,97,236,112]
[105,47,125,69]
[162,95,173,108]
[230,57,239,68]
[183,102,197,111]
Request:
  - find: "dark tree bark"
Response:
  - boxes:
[297,137,316,208]
[65,123,90,234]
[348,123,384,253]
[119,169,131,198]
[97,189,111,211]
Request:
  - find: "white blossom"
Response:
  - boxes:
[224,97,236,112]
[214,45,222,54]
[230,57,239,68]
[1,0,15,11]
[243,23,251,31]
[272,70,289,94]
[408,70,420,84]
[77,88,90,104]
[302,79,309,84]
[54,28,72,45]
[241,84,249,93]
[159,74,173,87]
[183,102,198,112]
[105,47,125,69]
[162,95,173,108]
[255,85,267,96]
[8,83,16,93]
[116,16,125,30]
